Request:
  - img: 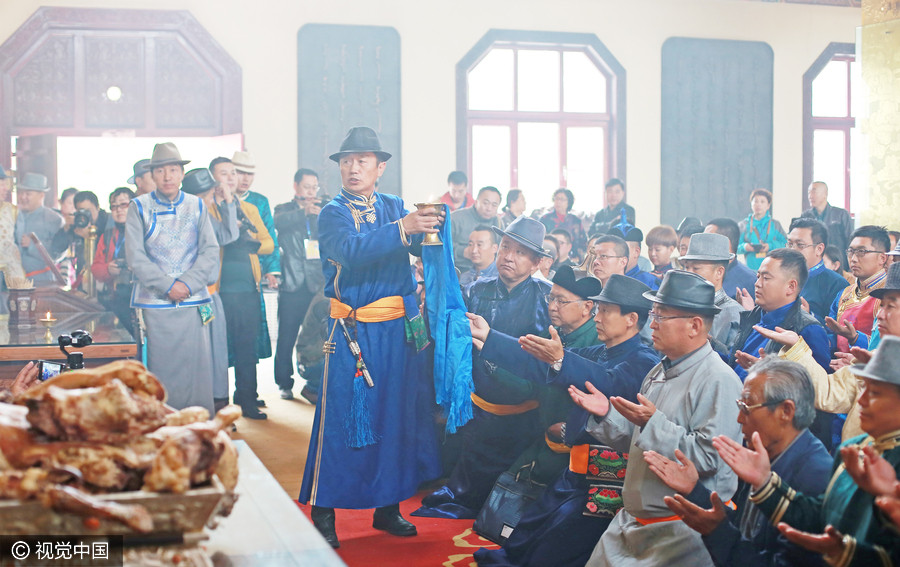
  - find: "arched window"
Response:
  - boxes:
[803,43,857,211]
[457,31,624,213]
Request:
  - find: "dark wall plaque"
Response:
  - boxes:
[660,37,773,227]
[297,24,401,197]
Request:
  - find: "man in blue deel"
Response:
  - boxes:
[298,127,443,548]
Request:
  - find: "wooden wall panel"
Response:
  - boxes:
[660,37,774,227]
[297,24,401,197]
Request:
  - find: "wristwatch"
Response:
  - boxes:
[551,354,564,372]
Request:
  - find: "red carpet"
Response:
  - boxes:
[298,492,500,566]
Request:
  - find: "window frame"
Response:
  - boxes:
[456,30,625,198]
[802,42,856,212]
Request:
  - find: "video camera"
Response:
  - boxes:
[73,209,93,229]
[58,330,93,370]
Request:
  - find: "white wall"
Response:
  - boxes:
[0,0,859,230]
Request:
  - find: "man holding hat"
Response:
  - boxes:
[680,232,746,356]
[298,127,443,548]
[570,270,743,567]
[14,172,64,285]
[418,216,553,519]
[128,158,156,196]
[470,274,660,567]
[125,142,220,414]
[715,335,900,567]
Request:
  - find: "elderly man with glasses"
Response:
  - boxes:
[568,270,743,567]
[643,357,832,567]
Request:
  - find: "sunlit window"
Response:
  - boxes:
[463,38,621,214]
[804,48,856,210]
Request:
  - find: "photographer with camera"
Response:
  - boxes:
[209,156,274,419]
[91,187,136,336]
[51,190,113,288]
[272,168,327,401]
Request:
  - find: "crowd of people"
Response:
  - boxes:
[2,126,899,566]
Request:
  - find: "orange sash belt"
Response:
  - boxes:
[569,444,590,473]
[330,296,405,323]
[470,392,539,416]
[635,515,681,526]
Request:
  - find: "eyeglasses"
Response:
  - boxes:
[545,295,587,307]
[648,311,695,323]
[735,398,785,415]
[110,203,131,211]
[593,254,624,262]
[846,248,883,258]
[786,240,814,250]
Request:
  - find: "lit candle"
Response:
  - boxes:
[46,311,51,320]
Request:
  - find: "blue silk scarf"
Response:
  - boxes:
[422,205,474,433]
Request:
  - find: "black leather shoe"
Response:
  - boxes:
[373,504,417,537]
[311,506,340,548]
[255,398,267,407]
[240,405,267,420]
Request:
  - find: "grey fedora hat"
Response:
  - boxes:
[590,273,652,314]
[850,335,900,386]
[127,159,151,184]
[329,126,392,163]
[182,168,217,195]
[17,172,50,192]
[680,232,735,262]
[871,262,900,300]
[491,216,551,258]
[888,240,900,257]
[148,142,190,168]
[643,269,721,315]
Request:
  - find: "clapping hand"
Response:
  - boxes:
[519,326,565,364]
[841,444,899,497]
[645,448,699,494]
[568,381,610,418]
[737,288,755,311]
[752,325,800,348]
[877,484,900,527]
[734,348,765,370]
[777,524,845,561]
[610,393,656,428]
[663,491,728,536]
[830,352,855,371]
[712,431,771,490]
[825,316,858,342]
[849,346,872,365]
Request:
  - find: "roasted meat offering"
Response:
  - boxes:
[0,361,239,533]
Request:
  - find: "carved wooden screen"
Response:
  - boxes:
[297,24,402,197]
[0,7,242,171]
[660,38,774,227]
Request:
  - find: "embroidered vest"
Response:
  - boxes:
[836,272,885,352]
[131,191,212,308]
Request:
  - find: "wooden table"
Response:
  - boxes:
[206,441,344,566]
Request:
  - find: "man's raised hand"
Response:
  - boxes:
[645,448,699,494]
[519,326,564,364]
[712,431,771,490]
[663,491,728,536]
[610,393,656,428]
[568,381,610,418]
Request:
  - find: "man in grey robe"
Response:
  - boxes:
[125,143,220,414]
[14,173,64,285]
[679,232,746,357]
[569,270,743,567]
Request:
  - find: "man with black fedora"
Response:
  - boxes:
[417,215,553,519]
[570,270,743,567]
[466,265,604,490]
[13,172,64,285]
[470,273,660,567]
[680,232,746,356]
[715,335,900,567]
[298,126,444,548]
[125,142,220,415]
[128,158,155,196]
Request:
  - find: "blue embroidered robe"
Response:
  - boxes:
[298,191,440,509]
